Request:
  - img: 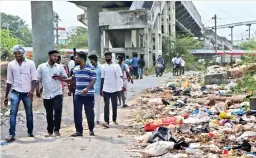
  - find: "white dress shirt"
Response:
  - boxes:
[175,57,181,64]
[68,60,75,72]
[37,62,67,99]
[172,57,177,64]
[180,58,185,66]
[6,58,37,93]
[101,63,123,93]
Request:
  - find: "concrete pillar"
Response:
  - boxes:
[136,30,140,47]
[125,30,132,48]
[104,31,109,48]
[163,4,168,34]
[31,1,54,66]
[87,5,102,55]
[100,28,104,56]
[131,30,136,47]
[170,1,176,39]
[144,28,151,68]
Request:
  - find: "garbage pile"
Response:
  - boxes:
[207,65,228,75]
[124,72,256,158]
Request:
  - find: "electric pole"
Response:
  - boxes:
[246,24,251,40]
[229,26,233,50]
[213,14,217,55]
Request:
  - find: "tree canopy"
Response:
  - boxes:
[1,12,32,46]
[0,29,19,60]
[239,39,256,50]
[67,26,88,49]
[162,35,203,64]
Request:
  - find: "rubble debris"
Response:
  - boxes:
[123,72,256,157]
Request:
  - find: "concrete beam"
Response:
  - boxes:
[177,11,189,21]
[179,15,193,25]
[176,8,186,17]
[31,1,54,66]
[69,1,113,7]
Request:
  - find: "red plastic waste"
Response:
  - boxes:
[144,117,183,131]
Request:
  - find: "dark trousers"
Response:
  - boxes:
[43,95,63,133]
[133,67,139,79]
[180,66,185,75]
[103,91,118,124]
[74,95,94,133]
[9,90,33,136]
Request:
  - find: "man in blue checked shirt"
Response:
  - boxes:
[55,52,96,136]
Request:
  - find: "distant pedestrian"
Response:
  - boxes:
[57,55,68,90]
[68,56,79,97]
[131,54,139,79]
[36,50,67,137]
[4,45,37,142]
[125,56,131,66]
[138,56,145,79]
[180,55,185,75]
[88,54,102,125]
[175,54,181,76]
[68,55,75,74]
[101,51,123,128]
[117,55,133,108]
[56,52,96,136]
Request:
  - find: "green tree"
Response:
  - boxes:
[0,29,19,60]
[240,39,256,50]
[162,35,203,66]
[67,26,88,48]
[1,12,32,46]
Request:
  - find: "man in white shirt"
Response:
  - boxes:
[101,52,123,128]
[175,54,181,76]
[180,55,185,75]
[68,55,75,73]
[36,50,67,136]
[4,45,37,142]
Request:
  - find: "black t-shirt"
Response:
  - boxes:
[138,59,145,67]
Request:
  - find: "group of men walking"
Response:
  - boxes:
[125,54,145,79]
[4,45,133,142]
[172,55,185,76]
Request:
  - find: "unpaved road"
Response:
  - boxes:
[1,73,172,158]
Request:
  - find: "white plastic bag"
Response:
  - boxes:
[139,141,174,157]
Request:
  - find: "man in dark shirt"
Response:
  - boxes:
[138,57,145,79]
[131,54,139,79]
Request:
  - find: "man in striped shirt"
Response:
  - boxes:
[56,52,96,136]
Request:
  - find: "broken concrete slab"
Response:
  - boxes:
[204,73,228,85]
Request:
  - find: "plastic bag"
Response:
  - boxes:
[135,132,152,143]
[148,127,171,143]
[144,117,182,131]
[139,141,175,157]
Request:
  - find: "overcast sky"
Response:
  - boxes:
[1,1,256,41]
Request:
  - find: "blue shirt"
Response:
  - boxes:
[73,64,96,96]
[131,57,139,67]
[94,64,101,95]
[125,59,131,66]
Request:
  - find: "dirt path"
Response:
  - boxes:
[1,73,172,158]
